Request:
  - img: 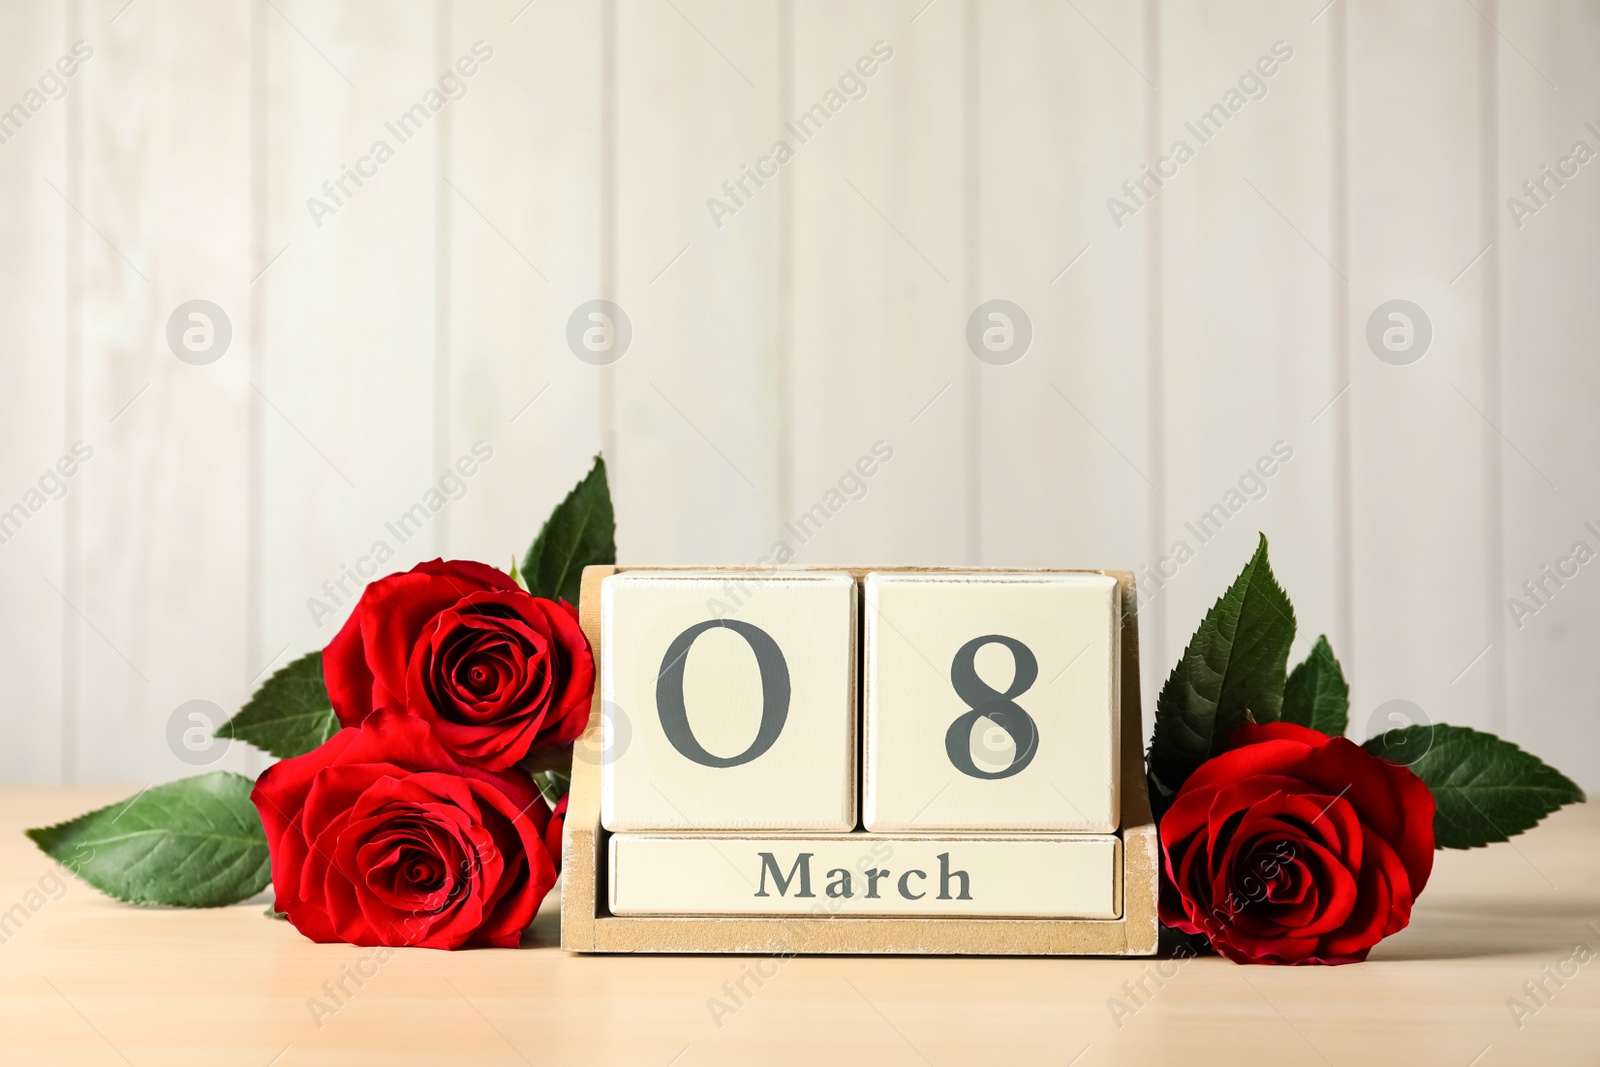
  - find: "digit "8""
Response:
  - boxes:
[944,634,1039,780]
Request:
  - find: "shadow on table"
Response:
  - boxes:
[1375,899,1600,961]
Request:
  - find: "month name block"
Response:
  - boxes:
[862,572,1121,833]
[608,834,1121,918]
[599,571,857,832]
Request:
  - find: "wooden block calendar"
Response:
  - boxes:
[561,565,1158,956]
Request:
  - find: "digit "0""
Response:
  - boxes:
[945,634,1039,780]
[656,620,791,768]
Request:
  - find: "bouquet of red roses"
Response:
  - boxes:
[28,458,616,950]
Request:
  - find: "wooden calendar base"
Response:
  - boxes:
[560,565,1159,956]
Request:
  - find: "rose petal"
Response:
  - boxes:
[249,706,554,950]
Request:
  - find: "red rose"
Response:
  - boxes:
[325,559,594,770]
[251,709,556,949]
[545,793,568,874]
[1159,722,1434,965]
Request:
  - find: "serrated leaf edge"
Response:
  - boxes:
[1363,724,1586,850]
[25,772,270,908]
[525,454,612,604]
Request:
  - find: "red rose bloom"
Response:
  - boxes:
[1159,722,1435,965]
[325,559,594,770]
[251,709,556,949]
[545,793,568,874]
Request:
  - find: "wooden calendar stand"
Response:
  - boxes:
[560,565,1158,956]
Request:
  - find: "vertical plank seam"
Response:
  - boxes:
[1142,0,1164,725]
[1479,0,1507,734]
[435,0,453,556]
[963,0,980,565]
[775,0,794,527]
[61,0,84,786]
[1330,0,1354,689]
[247,0,268,778]
[599,0,618,467]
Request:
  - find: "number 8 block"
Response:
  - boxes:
[862,572,1120,833]
[599,571,857,831]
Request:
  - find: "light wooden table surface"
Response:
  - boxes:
[2,788,1596,1066]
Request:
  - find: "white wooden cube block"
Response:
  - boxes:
[600,571,857,832]
[862,572,1120,832]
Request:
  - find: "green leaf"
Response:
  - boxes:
[1363,724,1585,849]
[215,650,340,759]
[534,769,571,806]
[522,454,616,605]
[25,772,271,908]
[1281,635,1349,736]
[1148,533,1297,801]
[509,554,528,591]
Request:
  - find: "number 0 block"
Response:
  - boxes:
[599,571,857,832]
[862,572,1120,833]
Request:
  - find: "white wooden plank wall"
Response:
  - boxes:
[0,2,68,784]
[1495,1,1600,783]
[0,0,1595,789]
